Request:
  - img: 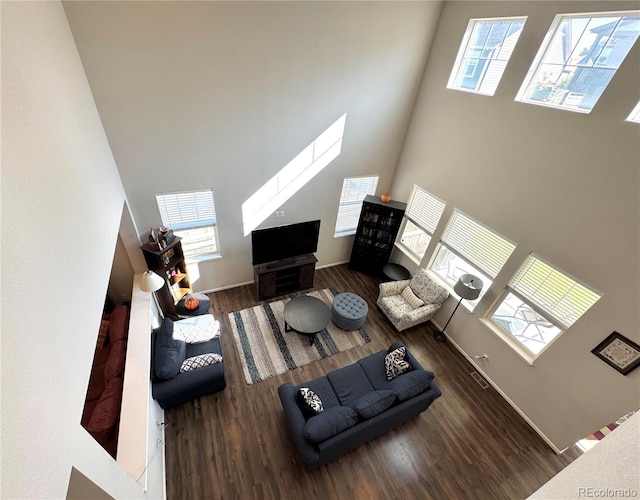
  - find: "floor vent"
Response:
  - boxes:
[470,371,489,389]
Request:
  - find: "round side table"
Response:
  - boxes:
[176,293,211,317]
[382,263,411,281]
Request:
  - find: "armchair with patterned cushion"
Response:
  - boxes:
[377,267,449,331]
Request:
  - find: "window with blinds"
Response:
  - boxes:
[508,255,601,328]
[440,210,516,278]
[488,254,602,358]
[156,189,219,259]
[334,175,378,236]
[396,185,446,261]
[429,209,516,306]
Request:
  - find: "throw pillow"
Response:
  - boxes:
[154,319,187,380]
[178,320,221,344]
[296,387,324,419]
[96,319,110,350]
[302,406,358,443]
[385,346,412,381]
[401,286,424,309]
[180,353,223,373]
[351,390,397,420]
[387,341,406,354]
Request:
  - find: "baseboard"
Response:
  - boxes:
[198,280,254,294]
[317,260,349,269]
[430,319,565,454]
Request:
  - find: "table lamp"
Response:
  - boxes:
[140,270,166,318]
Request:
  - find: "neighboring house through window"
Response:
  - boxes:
[516,12,640,113]
[396,185,446,263]
[156,189,219,260]
[429,209,516,308]
[486,254,602,362]
[334,175,379,237]
[448,17,527,95]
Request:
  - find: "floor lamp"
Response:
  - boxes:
[140,270,166,319]
[434,273,483,343]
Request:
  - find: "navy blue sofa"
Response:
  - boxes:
[278,342,441,470]
[150,316,226,409]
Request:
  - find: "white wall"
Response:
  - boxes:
[391,0,640,451]
[1,2,162,498]
[62,0,443,291]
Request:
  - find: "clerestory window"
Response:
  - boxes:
[516,11,640,113]
[448,17,527,96]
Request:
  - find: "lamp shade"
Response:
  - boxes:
[453,274,483,301]
[140,270,165,292]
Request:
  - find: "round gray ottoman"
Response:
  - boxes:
[331,293,368,330]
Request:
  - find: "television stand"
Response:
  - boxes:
[254,254,317,301]
[266,257,297,269]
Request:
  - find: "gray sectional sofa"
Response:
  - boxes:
[278,342,441,470]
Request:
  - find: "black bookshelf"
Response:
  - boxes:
[349,195,406,277]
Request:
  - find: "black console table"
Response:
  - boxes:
[254,254,317,301]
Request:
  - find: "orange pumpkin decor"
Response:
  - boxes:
[184,296,200,310]
[380,194,391,203]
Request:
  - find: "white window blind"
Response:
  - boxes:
[509,255,601,328]
[406,186,446,235]
[156,190,217,231]
[334,176,378,235]
[441,210,516,278]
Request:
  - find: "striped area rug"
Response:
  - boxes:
[228,288,371,384]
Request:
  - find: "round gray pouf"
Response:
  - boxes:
[331,292,368,330]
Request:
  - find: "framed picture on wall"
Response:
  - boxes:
[591,331,640,376]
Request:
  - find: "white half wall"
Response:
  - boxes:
[528,412,640,498]
[1,2,163,498]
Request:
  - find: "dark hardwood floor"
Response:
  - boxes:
[164,264,582,499]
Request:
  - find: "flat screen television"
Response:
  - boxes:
[251,220,321,265]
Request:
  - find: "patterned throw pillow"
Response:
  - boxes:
[401,286,424,309]
[96,319,110,350]
[385,346,412,381]
[179,353,223,373]
[296,387,324,418]
[178,320,221,344]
